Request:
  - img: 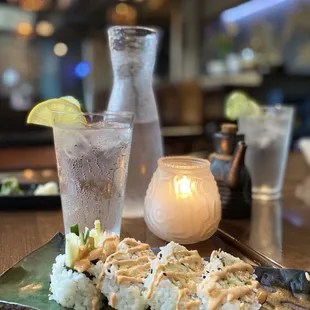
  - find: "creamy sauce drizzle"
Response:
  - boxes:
[210,250,217,261]
[185,300,201,309]
[206,251,260,310]
[110,292,117,308]
[257,289,268,304]
[74,235,120,273]
[177,288,189,310]
[105,238,155,286]
[74,259,91,273]
[146,248,204,310]
[89,235,120,310]
[209,262,254,282]
[109,256,149,266]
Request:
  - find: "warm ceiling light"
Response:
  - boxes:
[36,21,54,37]
[53,42,68,57]
[115,3,129,15]
[57,0,72,9]
[148,0,165,10]
[16,22,33,36]
[112,4,137,25]
[20,0,45,11]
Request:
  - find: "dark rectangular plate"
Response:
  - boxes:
[0,184,61,210]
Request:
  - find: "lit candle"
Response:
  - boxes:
[174,175,194,199]
[144,156,222,244]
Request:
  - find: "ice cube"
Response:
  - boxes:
[63,130,92,159]
[252,117,284,149]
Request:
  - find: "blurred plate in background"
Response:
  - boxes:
[0,183,61,210]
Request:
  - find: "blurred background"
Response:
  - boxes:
[0,0,310,167]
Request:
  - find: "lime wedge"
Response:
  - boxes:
[61,96,81,108]
[27,97,86,127]
[225,91,261,121]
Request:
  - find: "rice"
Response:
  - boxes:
[197,250,261,310]
[101,238,155,310]
[144,241,205,310]
[49,230,263,310]
[49,254,103,310]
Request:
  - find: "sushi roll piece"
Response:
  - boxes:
[197,250,261,310]
[144,241,205,310]
[101,238,156,310]
[49,221,120,310]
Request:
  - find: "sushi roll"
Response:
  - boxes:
[101,238,156,310]
[144,241,205,310]
[197,250,261,310]
[49,221,120,310]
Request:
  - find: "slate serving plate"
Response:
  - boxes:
[1,234,310,310]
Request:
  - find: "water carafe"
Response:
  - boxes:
[107,26,163,218]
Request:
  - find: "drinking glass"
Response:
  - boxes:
[238,106,294,200]
[52,111,133,234]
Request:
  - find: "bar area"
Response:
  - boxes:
[1,1,310,309]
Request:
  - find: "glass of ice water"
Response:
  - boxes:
[52,111,134,235]
[238,106,294,200]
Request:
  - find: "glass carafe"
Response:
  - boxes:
[107,26,163,218]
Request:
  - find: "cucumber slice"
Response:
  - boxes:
[65,233,80,268]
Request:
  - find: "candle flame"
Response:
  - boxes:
[174,175,194,199]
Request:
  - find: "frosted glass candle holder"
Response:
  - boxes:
[144,156,221,244]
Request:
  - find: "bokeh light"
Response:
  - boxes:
[57,0,72,9]
[148,0,165,10]
[115,3,129,15]
[20,0,45,11]
[41,169,55,178]
[74,61,91,78]
[36,21,54,37]
[23,169,35,180]
[2,68,20,87]
[111,3,137,25]
[53,42,68,57]
[16,22,33,37]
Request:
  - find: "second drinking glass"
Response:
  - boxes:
[238,106,294,200]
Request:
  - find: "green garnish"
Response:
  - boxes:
[84,229,90,244]
[95,220,101,235]
[1,178,24,195]
[80,232,85,246]
[87,237,94,249]
[70,224,79,236]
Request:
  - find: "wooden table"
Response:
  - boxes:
[1,152,310,273]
